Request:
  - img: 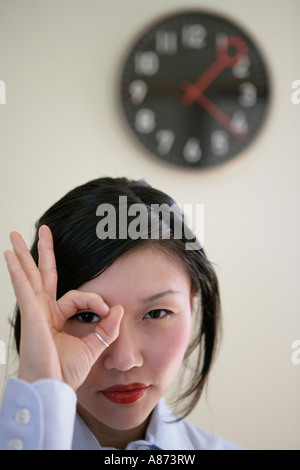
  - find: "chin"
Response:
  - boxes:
[103,410,149,431]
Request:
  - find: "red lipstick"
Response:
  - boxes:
[102,383,148,404]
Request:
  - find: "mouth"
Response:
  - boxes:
[101,383,148,405]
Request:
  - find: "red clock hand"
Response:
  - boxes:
[181,80,248,140]
[196,94,248,141]
[181,35,248,106]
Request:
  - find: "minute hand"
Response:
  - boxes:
[181,35,248,106]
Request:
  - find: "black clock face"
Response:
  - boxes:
[120,11,269,169]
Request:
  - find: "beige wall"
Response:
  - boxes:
[0,0,299,450]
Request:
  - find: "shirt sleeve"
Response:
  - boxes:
[0,377,77,450]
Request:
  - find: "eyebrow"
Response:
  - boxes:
[140,289,180,304]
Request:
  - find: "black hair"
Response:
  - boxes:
[13,177,221,419]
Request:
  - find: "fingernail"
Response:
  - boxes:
[3,250,12,264]
[103,303,110,313]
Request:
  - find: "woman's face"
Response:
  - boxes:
[64,246,193,432]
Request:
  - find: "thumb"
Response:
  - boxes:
[81,304,124,364]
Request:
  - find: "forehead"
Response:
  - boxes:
[79,246,191,304]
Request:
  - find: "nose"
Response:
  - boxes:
[103,316,143,371]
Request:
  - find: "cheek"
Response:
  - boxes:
[146,316,192,380]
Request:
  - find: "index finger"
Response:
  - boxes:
[38,225,58,300]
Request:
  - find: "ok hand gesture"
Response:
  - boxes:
[4,225,124,391]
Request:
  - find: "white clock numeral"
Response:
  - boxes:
[135,51,159,76]
[239,82,257,107]
[215,32,228,47]
[182,24,207,49]
[135,109,155,133]
[211,131,229,156]
[129,80,148,105]
[183,138,202,162]
[156,130,175,155]
[232,55,250,78]
[156,31,177,55]
[230,111,249,134]
[216,33,250,79]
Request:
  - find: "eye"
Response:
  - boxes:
[70,312,101,323]
[144,309,173,320]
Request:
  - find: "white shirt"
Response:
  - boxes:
[0,378,242,450]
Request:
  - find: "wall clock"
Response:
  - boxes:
[120,11,269,169]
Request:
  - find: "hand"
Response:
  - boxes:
[181,35,248,105]
[4,225,124,391]
[182,89,248,141]
[180,35,249,140]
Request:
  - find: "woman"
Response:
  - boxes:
[0,177,241,450]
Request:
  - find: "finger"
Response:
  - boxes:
[9,231,44,296]
[94,304,124,346]
[4,250,37,310]
[82,304,124,363]
[38,225,58,299]
[57,290,110,324]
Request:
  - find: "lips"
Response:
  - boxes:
[101,383,148,405]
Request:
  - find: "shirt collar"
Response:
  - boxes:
[72,399,183,450]
[145,399,191,450]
